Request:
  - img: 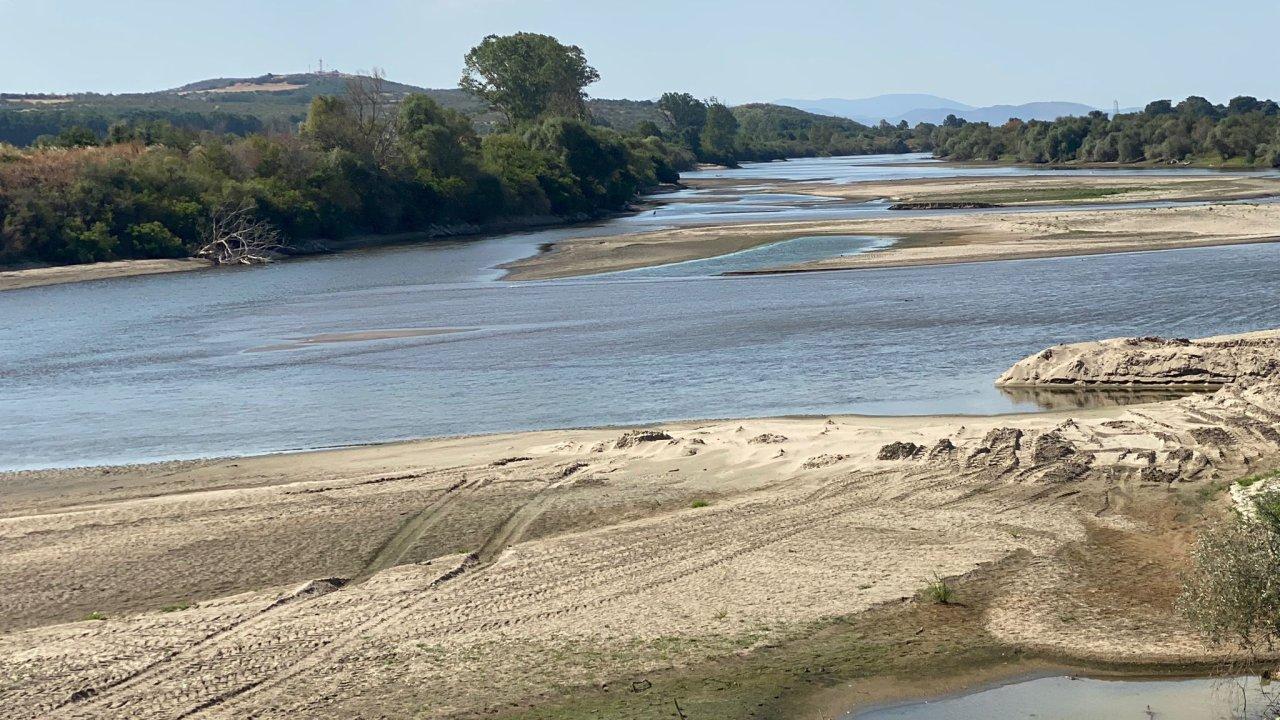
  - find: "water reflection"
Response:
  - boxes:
[999,385,1207,411]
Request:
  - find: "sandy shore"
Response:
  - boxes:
[0,258,213,292]
[3,342,1278,717]
[504,202,1280,280]
[742,173,1280,206]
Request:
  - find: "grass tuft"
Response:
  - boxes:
[919,575,956,605]
[1236,469,1280,488]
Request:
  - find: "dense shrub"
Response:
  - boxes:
[0,94,688,266]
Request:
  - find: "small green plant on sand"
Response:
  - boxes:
[85,611,107,621]
[919,575,955,605]
[1236,469,1280,489]
[690,499,709,508]
[160,603,191,613]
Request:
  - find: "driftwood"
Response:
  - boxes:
[197,204,282,265]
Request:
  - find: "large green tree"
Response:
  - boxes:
[700,102,739,164]
[656,92,707,150]
[459,33,600,123]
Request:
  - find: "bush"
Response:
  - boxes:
[1180,492,1280,650]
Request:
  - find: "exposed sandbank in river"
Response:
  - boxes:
[504,199,1280,280]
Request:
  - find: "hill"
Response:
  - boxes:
[0,71,668,145]
[776,94,1099,126]
[895,101,1098,125]
[776,94,970,125]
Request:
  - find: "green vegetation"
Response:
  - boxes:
[0,36,690,268]
[645,96,927,167]
[1235,469,1280,488]
[690,500,710,508]
[160,602,191,612]
[919,575,956,605]
[931,96,1280,166]
[1181,491,1280,651]
[460,33,599,123]
[85,611,107,621]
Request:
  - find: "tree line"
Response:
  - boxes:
[929,96,1280,166]
[0,33,691,267]
[642,94,926,166]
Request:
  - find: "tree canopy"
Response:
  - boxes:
[0,36,689,268]
[929,95,1280,166]
[459,33,600,123]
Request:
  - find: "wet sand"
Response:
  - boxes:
[504,202,1280,280]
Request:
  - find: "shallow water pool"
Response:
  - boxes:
[847,674,1273,720]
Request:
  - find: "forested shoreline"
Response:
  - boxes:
[5,30,1280,270]
[929,96,1280,166]
[0,35,696,267]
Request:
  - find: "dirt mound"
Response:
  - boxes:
[614,429,673,448]
[997,330,1280,387]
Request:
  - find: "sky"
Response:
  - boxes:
[2,0,1278,108]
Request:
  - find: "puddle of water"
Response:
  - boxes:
[846,675,1274,720]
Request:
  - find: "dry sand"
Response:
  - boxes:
[3,351,1279,717]
[999,329,1280,387]
[0,258,212,292]
[745,173,1280,206]
[503,202,1280,280]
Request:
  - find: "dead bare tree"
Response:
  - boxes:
[197,204,282,265]
[344,68,398,167]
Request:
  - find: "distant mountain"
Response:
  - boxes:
[774,94,1100,126]
[775,94,971,125]
[894,101,1098,126]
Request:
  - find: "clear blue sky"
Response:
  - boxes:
[2,0,1277,108]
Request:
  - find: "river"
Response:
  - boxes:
[2,154,1277,470]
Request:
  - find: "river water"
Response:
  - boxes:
[2,154,1278,470]
[847,674,1273,720]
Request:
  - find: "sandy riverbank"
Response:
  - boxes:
[504,201,1280,280]
[0,257,213,292]
[727,173,1280,207]
[0,212,606,293]
[3,332,1278,717]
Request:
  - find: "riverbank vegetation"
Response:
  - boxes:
[0,34,690,267]
[1180,486,1280,652]
[645,92,926,166]
[930,96,1280,166]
